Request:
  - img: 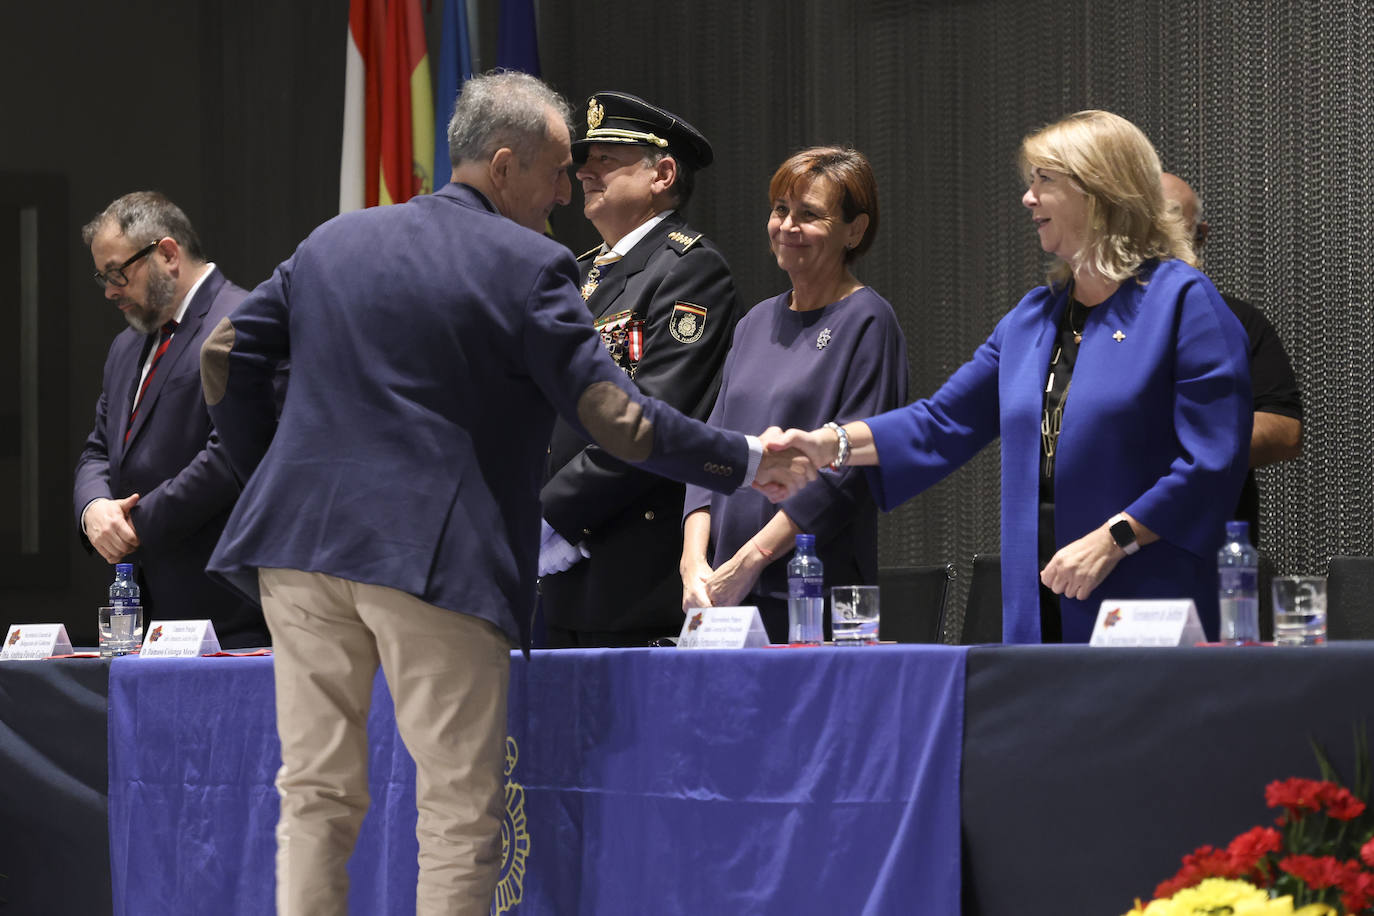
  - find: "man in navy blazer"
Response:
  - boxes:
[200,72,813,915]
[74,192,267,648]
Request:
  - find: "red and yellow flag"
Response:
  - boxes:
[340,0,433,212]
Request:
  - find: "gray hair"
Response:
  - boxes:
[447,70,573,169]
[81,191,205,261]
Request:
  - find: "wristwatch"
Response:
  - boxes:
[1108,513,1139,556]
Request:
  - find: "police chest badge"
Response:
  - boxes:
[669,302,707,344]
[594,309,645,377]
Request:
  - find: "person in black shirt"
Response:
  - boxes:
[1162,173,1303,543]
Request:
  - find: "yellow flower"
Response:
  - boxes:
[1120,879,1342,916]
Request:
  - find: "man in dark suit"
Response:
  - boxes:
[199,72,813,916]
[74,191,267,648]
[539,91,742,647]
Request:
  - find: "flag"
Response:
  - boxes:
[340,0,433,213]
[497,0,540,75]
[434,0,474,188]
[379,0,434,206]
[339,0,384,212]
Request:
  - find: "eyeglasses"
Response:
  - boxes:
[93,239,162,290]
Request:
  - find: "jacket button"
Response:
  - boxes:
[644,510,655,521]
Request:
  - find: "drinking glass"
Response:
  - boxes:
[831,585,880,645]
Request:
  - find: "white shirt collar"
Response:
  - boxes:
[608,211,674,257]
[170,263,217,326]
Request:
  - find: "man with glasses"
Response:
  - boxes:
[73,191,269,648]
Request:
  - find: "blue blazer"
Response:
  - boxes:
[204,183,752,648]
[866,259,1252,642]
[73,268,267,646]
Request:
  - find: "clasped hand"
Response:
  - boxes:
[751,426,822,502]
[83,494,141,564]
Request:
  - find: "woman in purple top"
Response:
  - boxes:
[681,147,909,642]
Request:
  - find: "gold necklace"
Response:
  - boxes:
[1068,299,1086,344]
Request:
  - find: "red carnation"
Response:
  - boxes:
[1324,787,1367,821]
[1361,836,1374,869]
[1279,854,1348,889]
[1224,826,1281,882]
[1155,845,1238,899]
[1266,777,1329,817]
[1339,867,1374,915]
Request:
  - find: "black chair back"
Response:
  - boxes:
[1326,556,1374,640]
[876,564,955,643]
[960,552,1003,644]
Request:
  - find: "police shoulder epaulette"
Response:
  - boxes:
[666,230,704,254]
[576,244,601,261]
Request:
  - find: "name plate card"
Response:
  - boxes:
[1,624,74,660]
[1089,599,1205,647]
[676,606,769,649]
[139,620,222,658]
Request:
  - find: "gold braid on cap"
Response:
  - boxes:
[585,128,669,148]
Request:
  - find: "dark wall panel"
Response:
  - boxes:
[1,0,1368,643]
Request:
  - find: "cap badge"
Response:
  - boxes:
[587,98,604,130]
[817,327,832,350]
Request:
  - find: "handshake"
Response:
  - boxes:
[751,424,850,503]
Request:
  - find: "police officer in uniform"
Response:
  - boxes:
[539,91,742,647]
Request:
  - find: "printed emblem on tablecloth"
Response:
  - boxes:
[491,736,529,915]
[669,302,707,344]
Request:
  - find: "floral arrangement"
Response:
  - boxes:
[1126,732,1374,916]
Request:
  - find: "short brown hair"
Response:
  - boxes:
[768,146,879,262]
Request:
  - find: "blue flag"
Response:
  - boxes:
[497,0,540,76]
[434,0,474,188]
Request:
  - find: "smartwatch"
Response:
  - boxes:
[1108,513,1139,556]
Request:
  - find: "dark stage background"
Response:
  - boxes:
[1,0,1368,641]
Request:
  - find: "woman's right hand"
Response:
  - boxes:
[681,555,714,612]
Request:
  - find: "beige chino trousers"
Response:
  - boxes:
[259,568,512,916]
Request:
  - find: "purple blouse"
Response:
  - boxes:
[684,286,909,599]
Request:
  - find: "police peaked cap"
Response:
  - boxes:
[572,91,713,171]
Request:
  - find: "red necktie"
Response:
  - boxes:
[126,320,178,442]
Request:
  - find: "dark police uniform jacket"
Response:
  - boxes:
[541,211,740,636]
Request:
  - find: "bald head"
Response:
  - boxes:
[1161,172,1208,252]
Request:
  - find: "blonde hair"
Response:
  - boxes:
[1019,110,1194,288]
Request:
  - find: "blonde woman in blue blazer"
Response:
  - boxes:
[778,110,1252,643]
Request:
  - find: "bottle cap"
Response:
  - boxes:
[795,533,815,551]
[115,562,134,576]
[1224,520,1250,542]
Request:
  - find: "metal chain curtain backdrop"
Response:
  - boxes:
[539,0,1374,639]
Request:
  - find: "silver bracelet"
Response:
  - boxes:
[824,421,850,470]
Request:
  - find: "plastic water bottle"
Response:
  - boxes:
[787,534,824,646]
[1217,521,1259,645]
[110,563,140,610]
[104,563,141,656]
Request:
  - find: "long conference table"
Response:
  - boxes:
[3,643,1373,915]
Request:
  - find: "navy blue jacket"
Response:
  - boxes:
[74,268,267,646]
[202,183,751,648]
